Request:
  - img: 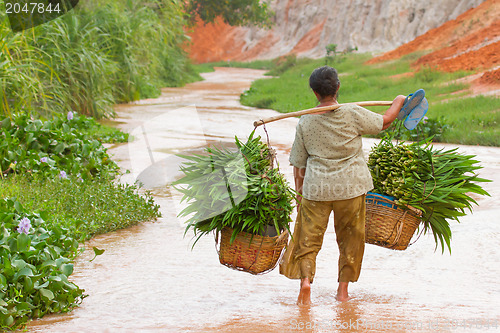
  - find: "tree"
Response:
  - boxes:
[185,0,273,27]
[325,44,358,65]
[325,44,338,65]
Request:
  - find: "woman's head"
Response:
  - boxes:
[309,66,340,100]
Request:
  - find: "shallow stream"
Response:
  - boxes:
[27,68,500,332]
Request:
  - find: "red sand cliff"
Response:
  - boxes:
[369,0,499,73]
[369,0,499,94]
[187,0,499,93]
[187,18,246,63]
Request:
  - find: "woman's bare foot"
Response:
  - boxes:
[297,278,311,305]
[336,282,352,302]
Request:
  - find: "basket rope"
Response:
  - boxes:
[409,225,425,246]
[384,210,407,249]
[247,235,266,271]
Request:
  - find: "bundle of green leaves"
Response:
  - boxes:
[368,135,490,252]
[0,198,85,330]
[377,118,449,142]
[174,132,295,245]
[0,112,122,180]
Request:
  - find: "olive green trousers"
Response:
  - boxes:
[279,195,366,283]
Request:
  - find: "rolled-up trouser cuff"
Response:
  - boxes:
[299,258,316,283]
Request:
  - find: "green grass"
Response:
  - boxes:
[82,119,129,143]
[192,63,217,74]
[192,59,277,75]
[239,53,500,146]
[0,174,160,242]
[430,96,500,146]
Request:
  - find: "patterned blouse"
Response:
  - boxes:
[289,104,384,201]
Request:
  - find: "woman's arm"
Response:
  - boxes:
[382,95,406,130]
[294,166,306,210]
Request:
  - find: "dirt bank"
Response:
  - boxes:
[368,0,499,65]
[369,0,499,96]
[186,18,246,63]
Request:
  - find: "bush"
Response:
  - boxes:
[0,112,160,330]
[267,55,298,76]
[0,112,119,179]
[0,198,85,330]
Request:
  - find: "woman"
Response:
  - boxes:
[279,66,405,304]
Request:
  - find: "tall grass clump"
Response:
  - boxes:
[0,21,47,118]
[0,0,199,119]
[32,15,118,119]
[87,0,198,102]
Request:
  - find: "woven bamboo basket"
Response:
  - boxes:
[217,227,288,274]
[365,192,422,250]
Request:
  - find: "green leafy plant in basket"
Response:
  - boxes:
[367,133,491,252]
[173,131,295,246]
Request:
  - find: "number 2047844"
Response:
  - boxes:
[5,2,61,14]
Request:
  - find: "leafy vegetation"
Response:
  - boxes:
[379,117,449,142]
[1,0,279,120]
[185,0,273,27]
[0,198,84,330]
[239,54,500,146]
[174,132,295,245]
[0,112,119,179]
[0,175,160,242]
[368,133,490,252]
[0,111,160,329]
[0,111,160,241]
[0,173,159,330]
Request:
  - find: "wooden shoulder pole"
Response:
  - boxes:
[253,101,392,127]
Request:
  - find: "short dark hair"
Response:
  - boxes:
[309,66,340,99]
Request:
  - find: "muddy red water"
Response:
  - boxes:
[27,68,500,332]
